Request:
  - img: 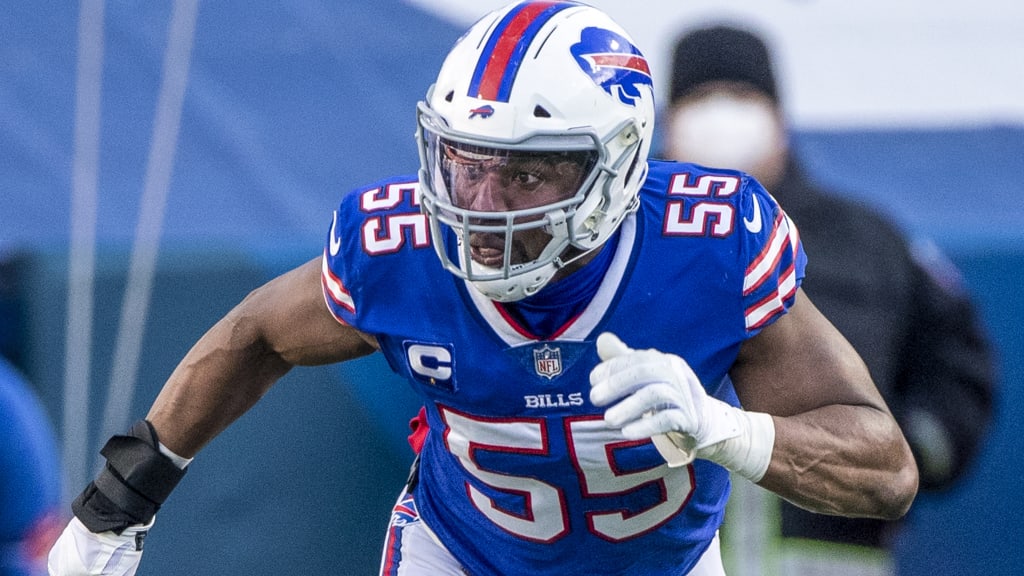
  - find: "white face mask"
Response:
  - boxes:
[666,93,782,175]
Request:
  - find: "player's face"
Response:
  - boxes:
[439,142,592,267]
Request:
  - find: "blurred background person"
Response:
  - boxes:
[661,23,997,576]
[0,354,62,576]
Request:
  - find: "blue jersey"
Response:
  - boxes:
[322,159,805,575]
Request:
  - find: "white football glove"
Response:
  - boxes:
[47,516,153,576]
[589,332,775,482]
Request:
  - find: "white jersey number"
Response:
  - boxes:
[441,407,694,543]
[664,173,742,238]
[359,182,429,255]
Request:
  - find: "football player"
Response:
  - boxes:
[49,2,918,575]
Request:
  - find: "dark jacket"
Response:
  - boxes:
[771,157,996,547]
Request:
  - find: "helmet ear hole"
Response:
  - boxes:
[533,105,552,118]
[444,90,454,102]
[623,144,642,185]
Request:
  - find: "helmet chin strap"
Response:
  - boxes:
[466,238,604,302]
[467,263,556,302]
[552,243,602,274]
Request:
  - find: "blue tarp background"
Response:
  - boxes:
[2,2,1021,574]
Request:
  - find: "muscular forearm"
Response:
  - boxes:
[758,403,918,520]
[50,258,373,555]
[145,258,374,458]
[146,303,293,458]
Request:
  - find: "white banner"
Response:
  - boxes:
[405,0,1024,128]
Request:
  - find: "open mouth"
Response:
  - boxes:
[470,244,505,267]
[468,233,509,268]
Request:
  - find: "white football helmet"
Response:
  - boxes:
[417,0,655,302]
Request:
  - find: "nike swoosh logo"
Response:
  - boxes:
[743,194,763,234]
[329,211,342,256]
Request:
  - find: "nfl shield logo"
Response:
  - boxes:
[533,345,563,379]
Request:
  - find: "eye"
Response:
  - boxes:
[512,171,542,188]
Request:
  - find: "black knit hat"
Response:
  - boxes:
[669,25,778,104]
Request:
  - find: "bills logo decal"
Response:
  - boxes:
[469,104,495,119]
[570,27,651,106]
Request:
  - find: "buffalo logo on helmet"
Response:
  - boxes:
[570,27,651,107]
[468,104,496,119]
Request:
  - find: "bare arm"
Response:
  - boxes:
[730,288,918,519]
[146,257,376,458]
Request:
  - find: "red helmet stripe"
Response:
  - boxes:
[469,1,574,102]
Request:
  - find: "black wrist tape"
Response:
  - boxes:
[73,419,187,534]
